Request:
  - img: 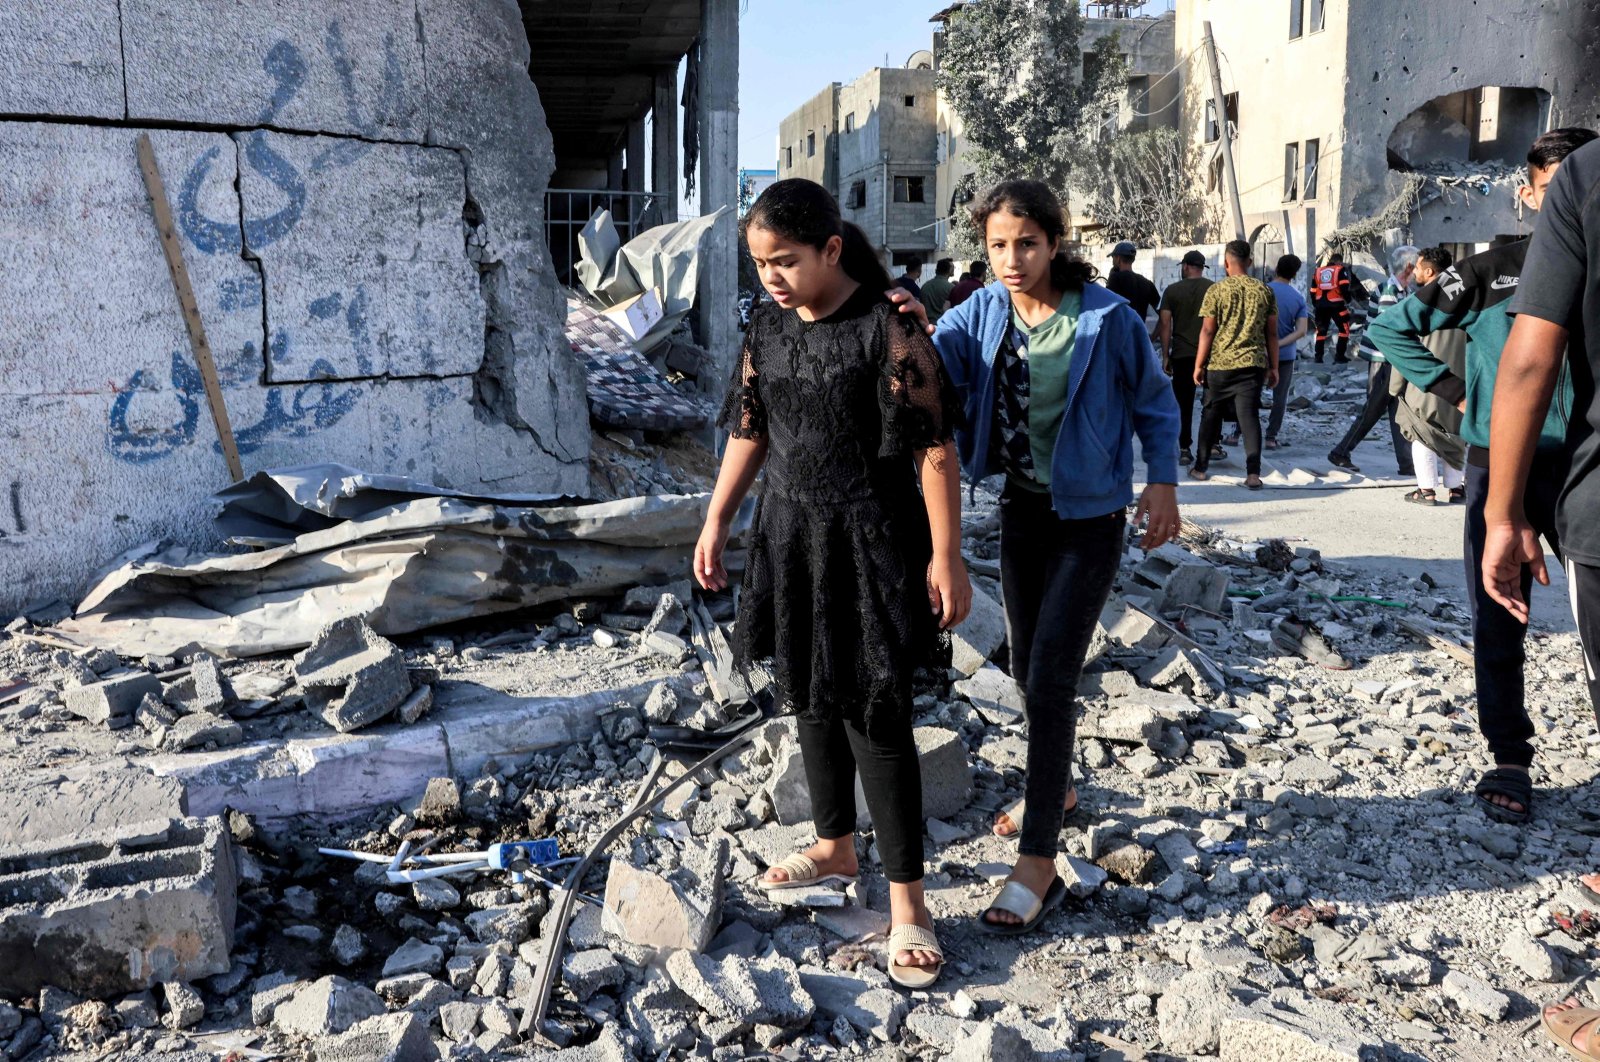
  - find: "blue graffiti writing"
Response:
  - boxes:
[107,353,203,463]
[218,276,262,312]
[233,362,363,454]
[0,481,26,542]
[261,40,308,123]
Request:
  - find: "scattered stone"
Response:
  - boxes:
[602,836,725,952]
[273,976,387,1037]
[293,616,412,732]
[417,777,462,826]
[1442,970,1511,1020]
[464,906,532,947]
[160,981,204,1030]
[62,672,161,729]
[331,925,367,966]
[382,938,444,979]
[315,1011,438,1062]
[439,1001,480,1041]
[412,878,460,911]
[563,948,625,1002]
[1499,930,1565,982]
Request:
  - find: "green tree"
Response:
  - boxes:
[1076,128,1217,246]
[937,0,1128,250]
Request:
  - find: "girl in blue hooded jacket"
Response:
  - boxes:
[932,180,1181,934]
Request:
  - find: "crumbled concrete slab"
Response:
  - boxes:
[272,975,387,1038]
[315,1010,440,1061]
[160,981,204,1030]
[1219,995,1378,1061]
[950,583,1006,676]
[293,616,412,732]
[797,967,906,1041]
[603,835,725,952]
[0,816,236,997]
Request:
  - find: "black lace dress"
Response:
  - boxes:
[720,286,962,736]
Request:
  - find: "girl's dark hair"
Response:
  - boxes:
[969,179,1097,290]
[742,178,892,292]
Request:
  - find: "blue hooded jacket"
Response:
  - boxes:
[933,281,1180,518]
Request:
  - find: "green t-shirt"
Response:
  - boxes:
[1159,276,1213,357]
[922,275,955,320]
[1199,275,1277,370]
[1009,290,1081,490]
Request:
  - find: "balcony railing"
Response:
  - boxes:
[544,189,668,288]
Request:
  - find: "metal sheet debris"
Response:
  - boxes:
[55,465,751,660]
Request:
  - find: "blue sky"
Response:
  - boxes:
[736,0,1176,170]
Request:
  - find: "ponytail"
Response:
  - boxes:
[1049,253,1097,291]
[840,222,893,292]
[973,179,1097,291]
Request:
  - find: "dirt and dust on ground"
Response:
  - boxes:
[1,384,1598,1062]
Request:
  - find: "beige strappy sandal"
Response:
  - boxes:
[756,853,858,892]
[886,923,944,989]
[1544,1004,1600,1061]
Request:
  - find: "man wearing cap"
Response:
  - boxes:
[1158,250,1214,465]
[1107,240,1161,328]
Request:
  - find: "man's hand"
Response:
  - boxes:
[1134,483,1180,551]
[1192,363,1206,386]
[1457,399,1467,413]
[887,288,933,336]
[1481,516,1547,623]
[1267,363,1280,389]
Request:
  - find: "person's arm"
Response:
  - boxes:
[1365,275,1471,403]
[1121,308,1181,549]
[1481,315,1567,620]
[694,437,767,591]
[916,442,971,628]
[1193,317,1217,384]
[1158,309,1174,372]
[1264,314,1280,387]
[1284,312,1309,347]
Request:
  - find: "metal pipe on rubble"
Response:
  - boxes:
[1203,21,1247,241]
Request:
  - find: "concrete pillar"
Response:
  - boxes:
[625,114,648,193]
[653,68,680,223]
[697,0,739,388]
[606,145,624,191]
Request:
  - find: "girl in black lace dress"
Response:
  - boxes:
[694,179,969,988]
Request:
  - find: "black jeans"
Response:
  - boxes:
[999,487,1125,858]
[1463,454,1564,768]
[1169,356,1198,450]
[1331,362,1412,475]
[1564,559,1600,731]
[1266,358,1295,441]
[1194,366,1264,475]
[796,710,923,882]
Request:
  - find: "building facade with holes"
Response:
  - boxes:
[776,67,938,269]
[1174,0,1600,280]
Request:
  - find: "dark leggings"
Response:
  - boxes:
[1194,366,1265,475]
[1463,456,1564,767]
[999,487,1125,858]
[796,710,924,883]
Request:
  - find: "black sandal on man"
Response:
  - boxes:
[1473,767,1533,825]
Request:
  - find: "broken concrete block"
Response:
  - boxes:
[643,593,689,638]
[602,836,725,952]
[162,712,245,750]
[439,1000,479,1041]
[950,584,1006,676]
[1219,996,1377,1061]
[0,816,236,997]
[174,653,231,714]
[135,693,180,732]
[563,948,626,1002]
[624,580,695,614]
[62,672,161,729]
[293,616,412,732]
[397,685,434,724]
[1094,596,1172,655]
[382,938,444,978]
[1057,854,1109,899]
[1080,703,1163,746]
[913,727,973,821]
[953,665,1026,725]
[160,981,204,1030]
[765,737,812,827]
[624,974,697,1054]
[463,905,532,947]
[1499,930,1565,982]
[1157,970,1237,1055]
[1441,970,1510,1020]
[1135,543,1230,614]
[667,951,814,1028]
[949,1021,1029,1062]
[273,975,386,1038]
[1136,645,1226,698]
[798,967,906,1041]
[416,777,462,826]
[315,1010,439,1062]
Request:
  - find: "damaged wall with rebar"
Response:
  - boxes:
[0,0,590,616]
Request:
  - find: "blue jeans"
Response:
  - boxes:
[999,486,1125,858]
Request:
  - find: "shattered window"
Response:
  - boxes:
[1284,142,1300,200]
[1304,138,1320,199]
[849,180,867,209]
[894,176,926,203]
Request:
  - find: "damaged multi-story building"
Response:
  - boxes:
[1174,0,1600,266]
[0,0,740,616]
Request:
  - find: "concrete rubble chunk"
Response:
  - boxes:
[62,672,161,729]
[179,653,231,714]
[912,726,974,820]
[464,905,532,947]
[603,835,725,952]
[331,924,367,966]
[954,665,1026,725]
[439,1000,480,1041]
[135,693,180,732]
[273,975,387,1038]
[765,737,812,827]
[1135,542,1230,614]
[162,711,245,750]
[1219,995,1379,1061]
[949,1021,1033,1062]
[1442,969,1511,1020]
[951,583,1007,676]
[382,938,444,978]
[292,616,412,732]
[1499,929,1564,982]
[1057,854,1109,899]
[563,948,626,1002]
[0,815,236,997]
[315,1010,440,1062]
[624,975,697,1054]
[798,966,907,1041]
[1095,596,1173,655]
[412,878,460,911]
[1156,970,1237,1056]
[417,777,462,826]
[160,981,204,1030]
[397,685,434,725]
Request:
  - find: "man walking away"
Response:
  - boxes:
[1107,240,1161,328]
[921,258,956,322]
[1375,128,1593,824]
[1265,254,1310,449]
[1158,249,1214,465]
[1189,240,1279,489]
[1310,252,1357,362]
[893,257,924,302]
[1327,246,1419,477]
[947,261,987,308]
[1478,131,1600,1062]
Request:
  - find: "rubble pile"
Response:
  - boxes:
[0,483,1598,1061]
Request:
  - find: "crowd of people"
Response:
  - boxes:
[705,118,1600,1056]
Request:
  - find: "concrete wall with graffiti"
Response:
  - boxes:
[0,0,590,614]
